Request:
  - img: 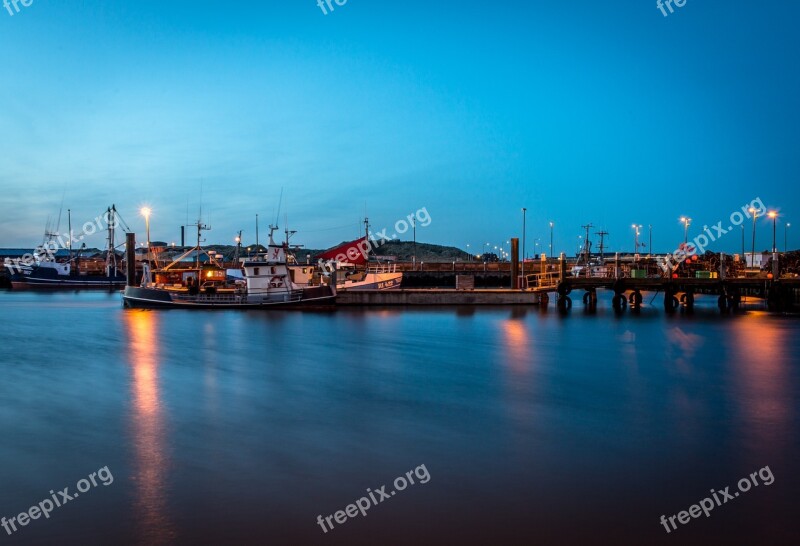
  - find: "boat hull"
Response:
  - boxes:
[338,272,403,291]
[10,271,126,290]
[122,285,336,310]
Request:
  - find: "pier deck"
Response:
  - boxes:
[335,288,540,306]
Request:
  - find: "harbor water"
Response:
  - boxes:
[0,291,798,544]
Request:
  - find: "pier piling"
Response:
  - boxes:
[126,233,136,286]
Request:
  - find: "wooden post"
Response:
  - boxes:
[126,232,136,286]
[510,238,519,289]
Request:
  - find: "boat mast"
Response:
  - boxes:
[581,223,593,265]
[364,217,371,265]
[233,230,242,265]
[106,205,117,275]
[68,209,73,263]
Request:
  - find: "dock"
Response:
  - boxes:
[336,288,541,306]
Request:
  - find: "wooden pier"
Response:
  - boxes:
[549,276,800,313]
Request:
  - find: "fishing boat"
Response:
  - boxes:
[10,206,128,290]
[295,220,403,291]
[122,226,336,309]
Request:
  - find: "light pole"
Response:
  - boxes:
[768,211,778,252]
[632,224,641,255]
[680,217,691,246]
[741,224,745,258]
[412,218,417,270]
[522,208,527,279]
[549,221,554,259]
[749,207,759,267]
[140,207,152,260]
[466,244,471,261]
[483,242,489,260]
[786,223,791,253]
[648,225,652,258]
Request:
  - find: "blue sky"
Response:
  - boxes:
[1,0,798,255]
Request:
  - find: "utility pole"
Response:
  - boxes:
[595,230,608,262]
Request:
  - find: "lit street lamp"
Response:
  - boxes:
[680,217,691,246]
[549,221,554,259]
[749,207,760,267]
[631,224,642,255]
[140,207,152,259]
[786,223,791,253]
[768,211,778,252]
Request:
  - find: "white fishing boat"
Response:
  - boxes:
[123,226,335,309]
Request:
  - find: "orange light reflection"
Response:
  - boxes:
[125,310,174,544]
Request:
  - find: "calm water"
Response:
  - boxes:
[0,291,798,545]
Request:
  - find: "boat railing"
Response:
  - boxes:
[171,292,247,304]
[367,264,397,274]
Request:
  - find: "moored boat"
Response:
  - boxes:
[304,222,403,291]
[123,226,336,309]
[9,205,128,290]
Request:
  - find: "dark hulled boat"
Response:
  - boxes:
[123,227,336,309]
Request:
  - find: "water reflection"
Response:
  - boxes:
[124,310,174,544]
[730,318,792,451]
[665,326,703,372]
[501,318,531,375]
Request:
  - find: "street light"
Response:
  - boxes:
[741,224,745,258]
[768,211,778,252]
[680,217,691,245]
[466,244,471,261]
[549,221,554,259]
[786,223,791,253]
[631,224,642,255]
[648,225,652,258]
[749,207,760,267]
[140,207,152,259]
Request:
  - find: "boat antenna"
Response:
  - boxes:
[275,187,284,227]
[581,223,594,264]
